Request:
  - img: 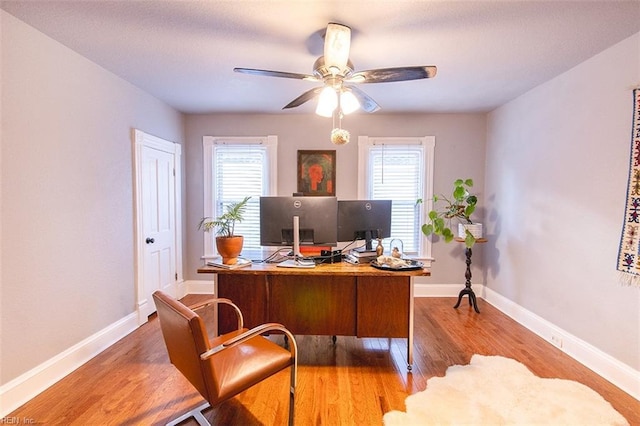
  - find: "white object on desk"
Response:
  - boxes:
[277,259,316,268]
[206,257,252,269]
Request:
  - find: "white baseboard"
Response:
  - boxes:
[0,312,139,417]
[413,282,481,297]
[185,279,215,295]
[483,287,640,401]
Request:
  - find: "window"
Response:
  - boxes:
[203,136,277,258]
[358,136,435,261]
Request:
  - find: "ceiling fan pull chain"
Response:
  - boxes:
[381,143,385,185]
[330,108,350,145]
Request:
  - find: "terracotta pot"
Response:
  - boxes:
[216,236,244,265]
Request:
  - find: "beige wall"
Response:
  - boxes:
[0,11,184,383]
[184,112,487,283]
[486,32,640,369]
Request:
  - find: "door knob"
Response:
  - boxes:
[146,237,155,244]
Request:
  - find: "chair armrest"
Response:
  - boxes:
[188,297,244,330]
[200,323,297,361]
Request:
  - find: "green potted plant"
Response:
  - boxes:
[198,196,251,265]
[419,178,481,248]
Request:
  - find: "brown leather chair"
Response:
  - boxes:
[152,290,297,426]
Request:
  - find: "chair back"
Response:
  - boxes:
[153,290,211,399]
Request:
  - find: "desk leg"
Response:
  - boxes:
[407,277,414,371]
[453,247,480,313]
[213,277,219,336]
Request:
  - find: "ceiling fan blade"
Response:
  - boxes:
[323,23,351,72]
[346,66,437,83]
[346,85,381,113]
[283,87,323,109]
[234,68,318,82]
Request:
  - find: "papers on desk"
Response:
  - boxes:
[206,258,252,269]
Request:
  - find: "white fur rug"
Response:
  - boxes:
[384,355,629,425]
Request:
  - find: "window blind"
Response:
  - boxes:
[214,144,267,250]
[368,145,424,254]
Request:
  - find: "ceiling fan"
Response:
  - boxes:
[234,23,437,116]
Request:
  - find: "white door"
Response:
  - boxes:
[133,129,182,323]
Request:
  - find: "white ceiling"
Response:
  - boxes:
[2,1,640,114]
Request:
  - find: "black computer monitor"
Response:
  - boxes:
[337,200,393,250]
[259,196,338,250]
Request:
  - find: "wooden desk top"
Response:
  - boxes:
[198,261,430,277]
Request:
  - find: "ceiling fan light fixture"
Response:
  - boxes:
[324,23,351,72]
[316,86,338,117]
[340,90,360,115]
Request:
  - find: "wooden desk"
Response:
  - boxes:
[197,261,430,369]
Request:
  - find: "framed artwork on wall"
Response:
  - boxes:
[297,150,336,196]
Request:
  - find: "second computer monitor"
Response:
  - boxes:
[337,200,392,250]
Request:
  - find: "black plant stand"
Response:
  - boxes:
[453,238,487,313]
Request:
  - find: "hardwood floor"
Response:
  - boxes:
[8,297,639,425]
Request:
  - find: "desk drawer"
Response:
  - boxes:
[269,275,357,336]
[357,276,409,338]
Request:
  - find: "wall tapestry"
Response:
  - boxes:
[617,88,640,286]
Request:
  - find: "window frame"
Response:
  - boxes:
[357,136,435,264]
[202,135,277,259]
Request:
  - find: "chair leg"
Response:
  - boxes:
[167,402,211,426]
[288,384,295,426]
[288,364,296,426]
